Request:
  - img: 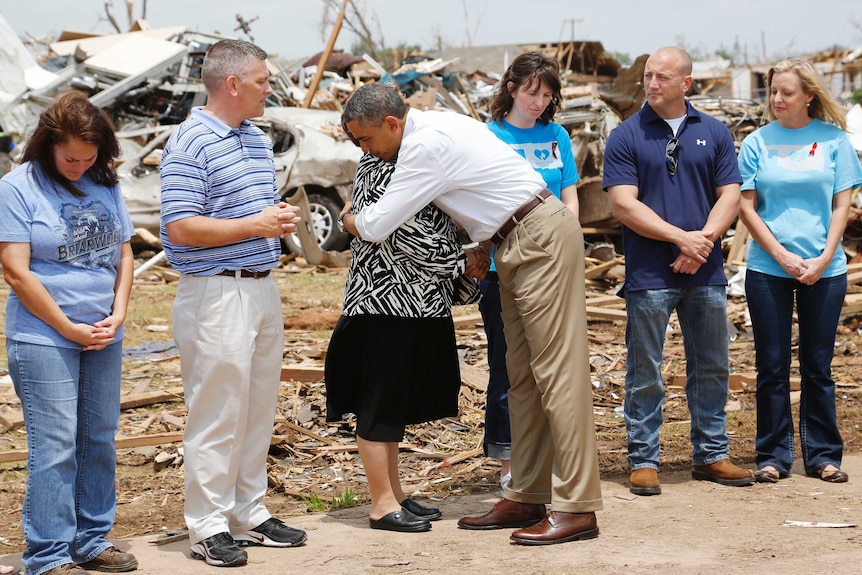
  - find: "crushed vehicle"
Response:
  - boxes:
[0,19,361,255]
[118,106,361,253]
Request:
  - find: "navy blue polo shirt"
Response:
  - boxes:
[603,100,741,291]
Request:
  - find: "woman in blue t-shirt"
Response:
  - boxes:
[0,92,137,574]
[738,58,862,485]
[480,51,580,491]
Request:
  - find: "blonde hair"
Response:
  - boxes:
[766,58,847,130]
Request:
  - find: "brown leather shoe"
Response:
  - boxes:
[457,498,546,530]
[510,511,599,546]
[79,546,138,572]
[630,468,661,495]
[692,459,754,486]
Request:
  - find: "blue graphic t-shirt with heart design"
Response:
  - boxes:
[488,119,579,197]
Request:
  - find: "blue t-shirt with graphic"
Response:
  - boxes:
[487,119,580,271]
[738,119,862,278]
[0,162,135,348]
[488,119,579,196]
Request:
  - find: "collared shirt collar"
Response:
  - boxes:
[190,107,249,137]
[641,99,703,127]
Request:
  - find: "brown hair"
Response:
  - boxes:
[766,58,847,130]
[489,52,562,124]
[23,90,120,197]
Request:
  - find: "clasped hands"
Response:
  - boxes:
[262,202,301,238]
[671,229,715,275]
[465,244,491,281]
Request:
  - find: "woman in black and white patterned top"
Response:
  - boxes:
[325,152,479,533]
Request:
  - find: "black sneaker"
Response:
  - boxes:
[234,517,308,548]
[190,532,248,567]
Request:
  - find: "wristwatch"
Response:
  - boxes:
[337,212,347,232]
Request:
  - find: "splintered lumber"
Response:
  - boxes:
[0,431,185,464]
[0,386,186,433]
[727,220,749,267]
[280,365,325,382]
[453,312,482,328]
[418,447,484,476]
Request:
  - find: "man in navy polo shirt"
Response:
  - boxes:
[603,46,754,496]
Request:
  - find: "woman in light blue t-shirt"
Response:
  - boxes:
[0,92,136,574]
[738,58,862,485]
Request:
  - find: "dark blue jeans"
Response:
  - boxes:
[745,270,846,476]
[478,272,511,460]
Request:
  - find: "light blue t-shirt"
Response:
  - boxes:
[0,162,135,348]
[486,119,580,271]
[738,119,862,278]
[488,119,579,196]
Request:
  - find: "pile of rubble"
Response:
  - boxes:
[1,15,777,256]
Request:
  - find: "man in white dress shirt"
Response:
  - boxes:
[333,82,603,546]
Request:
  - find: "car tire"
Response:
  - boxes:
[283,190,349,255]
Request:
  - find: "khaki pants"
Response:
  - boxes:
[495,196,603,513]
[173,273,284,543]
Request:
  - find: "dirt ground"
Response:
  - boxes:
[2,258,862,573]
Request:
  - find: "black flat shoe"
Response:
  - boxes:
[401,498,442,521]
[369,508,431,532]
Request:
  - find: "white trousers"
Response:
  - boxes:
[173,273,284,544]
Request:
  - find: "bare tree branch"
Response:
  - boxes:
[319,0,385,60]
[461,0,485,47]
[104,1,122,34]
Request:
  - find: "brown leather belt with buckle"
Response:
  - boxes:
[491,189,553,245]
[215,269,271,279]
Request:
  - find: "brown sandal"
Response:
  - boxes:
[754,467,780,483]
[820,468,849,483]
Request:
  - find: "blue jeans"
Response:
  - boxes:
[745,270,846,476]
[478,272,512,460]
[7,340,122,575]
[624,286,731,469]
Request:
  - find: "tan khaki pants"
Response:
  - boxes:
[495,196,603,513]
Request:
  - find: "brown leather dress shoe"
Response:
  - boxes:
[457,498,546,530]
[630,468,661,495]
[692,459,754,486]
[510,511,599,546]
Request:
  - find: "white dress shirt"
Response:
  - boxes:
[355,109,547,242]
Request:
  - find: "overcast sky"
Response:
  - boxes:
[3,0,862,65]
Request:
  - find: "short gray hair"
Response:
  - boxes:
[201,39,268,92]
[342,82,408,127]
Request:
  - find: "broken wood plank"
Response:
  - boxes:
[584,257,624,280]
[280,365,325,382]
[0,431,185,464]
[585,305,627,321]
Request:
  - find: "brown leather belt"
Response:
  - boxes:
[216,269,271,279]
[491,189,553,245]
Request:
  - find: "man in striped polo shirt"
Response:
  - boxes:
[160,39,306,568]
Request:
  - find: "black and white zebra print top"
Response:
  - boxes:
[341,153,479,318]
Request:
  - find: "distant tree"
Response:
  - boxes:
[320,0,387,63]
[609,51,632,66]
[461,0,486,48]
[102,0,149,33]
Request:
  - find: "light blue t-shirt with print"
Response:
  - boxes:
[486,119,580,271]
[0,162,135,348]
[738,119,862,278]
[488,119,579,196]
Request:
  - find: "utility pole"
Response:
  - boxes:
[561,18,584,42]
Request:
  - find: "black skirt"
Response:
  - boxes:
[325,314,461,442]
